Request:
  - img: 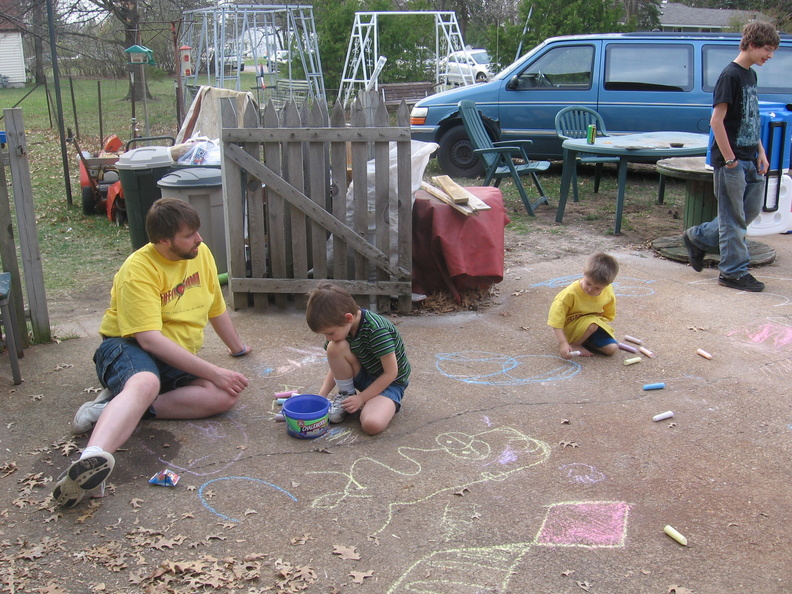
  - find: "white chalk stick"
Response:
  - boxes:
[696,348,712,360]
[623,357,642,366]
[653,410,674,422]
[624,335,643,345]
[664,525,688,546]
[569,350,581,357]
[638,346,655,358]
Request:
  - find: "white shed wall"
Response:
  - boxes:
[0,32,26,86]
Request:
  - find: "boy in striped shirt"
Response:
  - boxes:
[306,283,411,435]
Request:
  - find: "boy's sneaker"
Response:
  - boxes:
[718,273,765,292]
[328,392,353,423]
[52,452,115,508]
[72,388,112,434]
[683,231,705,272]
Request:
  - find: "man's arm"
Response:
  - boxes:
[135,330,249,397]
[209,310,249,356]
[710,102,735,166]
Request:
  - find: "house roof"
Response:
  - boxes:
[659,2,769,29]
[0,0,26,33]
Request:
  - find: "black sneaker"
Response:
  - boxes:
[683,232,705,272]
[718,273,765,292]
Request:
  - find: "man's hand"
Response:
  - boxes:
[211,367,249,397]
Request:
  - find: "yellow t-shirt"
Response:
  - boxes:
[547,279,616,344]
[99,243,225,354]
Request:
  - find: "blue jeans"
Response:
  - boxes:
[688,160,764,279]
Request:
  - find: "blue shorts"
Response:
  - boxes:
[353,367,408,412]
[94,336,198,417]
[584,327,617,349]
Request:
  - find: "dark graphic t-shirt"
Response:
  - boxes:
[710,61,760,165]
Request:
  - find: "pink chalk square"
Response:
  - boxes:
[536,501,631,547]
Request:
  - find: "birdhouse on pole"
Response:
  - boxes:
[125,45,156,66]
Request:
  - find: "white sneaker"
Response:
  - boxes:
[52,452,115,508]
[72,388,113,434]
[328,392,353,423]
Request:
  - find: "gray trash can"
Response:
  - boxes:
[157,168,227,273]
[116,146,174,250]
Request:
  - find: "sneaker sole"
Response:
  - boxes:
[53,453,115,508]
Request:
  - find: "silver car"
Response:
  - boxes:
[441,49,492,86]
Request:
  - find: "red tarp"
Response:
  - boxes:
[412,186,510,303]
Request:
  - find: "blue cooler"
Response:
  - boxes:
[705,102,792,171]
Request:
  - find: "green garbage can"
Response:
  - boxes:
[116,146,174,250]
[157,168,226,273]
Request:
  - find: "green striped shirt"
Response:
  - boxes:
[348,309,411,385]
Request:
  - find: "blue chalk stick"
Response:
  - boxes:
[276,398,288,405]
[643,382,666,391]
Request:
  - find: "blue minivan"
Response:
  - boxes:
[410,32,792,176]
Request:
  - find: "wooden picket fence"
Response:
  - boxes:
[219,92,414,313]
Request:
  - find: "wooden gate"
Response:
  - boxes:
[220,93,413,313]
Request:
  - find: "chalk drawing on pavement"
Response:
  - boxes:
[198,476,297,523]
[310,426,551,537]
[256,346,327,378]
[727,316,792,351]
[387,500,631,592]
[560,463,606,485]
[532,275,656,297]
[436,351,580,385]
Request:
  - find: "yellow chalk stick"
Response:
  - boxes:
[664,525,688,546]
[638,346,655,358]
[696,348,712,360]
[623,357,642,366]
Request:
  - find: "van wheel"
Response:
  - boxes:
[437,125,484,178]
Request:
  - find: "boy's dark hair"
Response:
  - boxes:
[584,253,619,286]
[740,21,780,51]
[306,283,361,332]
[146,198,201,243]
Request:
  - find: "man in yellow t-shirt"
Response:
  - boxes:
[53,198,251,508]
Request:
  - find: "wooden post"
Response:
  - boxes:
[3,108,51,343]
[0,145,28,351]
[219,97,246,310]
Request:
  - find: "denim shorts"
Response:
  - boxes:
[94,337,198,416]
[584,327,617,349]
[353,367,408,412]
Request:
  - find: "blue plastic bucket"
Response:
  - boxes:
[282,395,330,439]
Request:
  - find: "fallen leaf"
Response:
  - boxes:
[291,534,313,545]
[350,570,374,583]
[332,545,361,560]
[667,586,694,594]
[130,498,144,509]
[576,580,592,591]
[561,570,575,577]
[454,487,470,496]
[561,419,571,425]
[560,441,579,448]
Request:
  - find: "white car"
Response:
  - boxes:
[441,49,492,85]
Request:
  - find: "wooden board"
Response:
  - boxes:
[420,182,475,215]
[431,175,491,211]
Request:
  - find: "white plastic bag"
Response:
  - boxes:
[177,139,221,166]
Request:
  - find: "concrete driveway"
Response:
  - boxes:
[1,233,790,593]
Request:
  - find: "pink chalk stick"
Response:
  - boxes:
[274,390,299,399]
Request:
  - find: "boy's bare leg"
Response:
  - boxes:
[359,395,397,436]
[570,323,600,357]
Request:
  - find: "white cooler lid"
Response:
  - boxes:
[116,146,174,170]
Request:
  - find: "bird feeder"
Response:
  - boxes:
[125,45,156,66]
[179,45,193,77]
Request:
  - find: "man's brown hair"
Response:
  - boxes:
[306,283,360,332]
[146,198,201,244]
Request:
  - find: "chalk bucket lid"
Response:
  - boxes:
[282,395,331,439]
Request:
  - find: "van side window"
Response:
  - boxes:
[605,44,693,92]
[704,44,792,94]
[514,45,594,90]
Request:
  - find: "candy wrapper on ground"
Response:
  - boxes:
[149,469,180,487]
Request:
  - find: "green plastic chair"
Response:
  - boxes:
[458,100,550,216]
[554,106,619,202]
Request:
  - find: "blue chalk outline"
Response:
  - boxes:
[436,351,580,385]
[531,275,655,297]
[198,477,297,522]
